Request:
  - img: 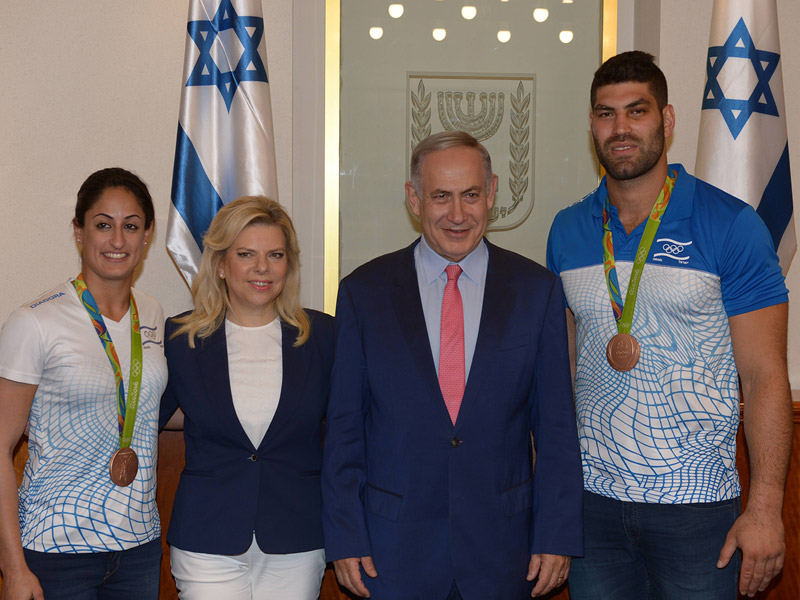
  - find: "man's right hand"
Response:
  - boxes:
[0,566,44,600]
[332,556,377,598]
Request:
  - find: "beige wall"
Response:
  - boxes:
[1,1,798,386]
[0,0,300,323]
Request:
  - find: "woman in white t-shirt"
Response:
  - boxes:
[0,168,168,600]
[160,196,334,600]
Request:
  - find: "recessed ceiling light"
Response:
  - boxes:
[533,8,549,23]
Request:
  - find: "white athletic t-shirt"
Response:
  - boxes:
[0,281,168,553]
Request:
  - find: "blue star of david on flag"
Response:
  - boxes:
[702,18,780,139]
[186,0,269,111]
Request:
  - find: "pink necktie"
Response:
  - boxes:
[439,264,465,425]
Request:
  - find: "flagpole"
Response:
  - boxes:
[324,0,340,315]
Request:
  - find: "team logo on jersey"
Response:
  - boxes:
[140,325,163,348]
[653,238,692,264]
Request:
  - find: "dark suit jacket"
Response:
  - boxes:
[321,240,583,600]
[160,309,334,554]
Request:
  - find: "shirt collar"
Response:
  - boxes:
[418,235,488,284]
[590,163,694,222]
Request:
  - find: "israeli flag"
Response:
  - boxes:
[696,0,795,274]
[167,0,279,286]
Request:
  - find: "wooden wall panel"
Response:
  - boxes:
[156,431,185,600]
[2,405,798,599]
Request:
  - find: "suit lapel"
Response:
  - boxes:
[458,242,515,424]
[390,241,446,409]
[197,324,253,447]
[390,240,516,426]
[257,320,309,449]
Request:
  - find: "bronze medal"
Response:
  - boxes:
[109,447,138,487]
[606,333,640,372]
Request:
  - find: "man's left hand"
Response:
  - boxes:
[527,553,571,597]
[717,507,785,597]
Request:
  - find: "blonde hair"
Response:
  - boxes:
[172,196,310,348]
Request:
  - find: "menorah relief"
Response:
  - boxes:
[408,74,535,231]
[437,91,505,141]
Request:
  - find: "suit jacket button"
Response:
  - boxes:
[249,454,258,462]
[451,437,462,448]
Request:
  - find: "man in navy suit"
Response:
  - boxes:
[322,131,583,600]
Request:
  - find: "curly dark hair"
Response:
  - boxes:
[590,51,668,110]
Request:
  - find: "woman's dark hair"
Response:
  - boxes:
[74,167,155,229]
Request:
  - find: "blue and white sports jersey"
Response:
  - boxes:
[0,281,168,552]
[547,165,787,503]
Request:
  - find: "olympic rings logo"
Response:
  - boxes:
[661,243,684,255]
[141,326,159,340]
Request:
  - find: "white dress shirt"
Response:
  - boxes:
[414,236,489,381]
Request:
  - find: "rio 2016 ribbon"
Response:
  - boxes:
[72,274,142,486]
[603,171,676,371]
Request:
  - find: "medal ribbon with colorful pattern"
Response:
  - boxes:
[72,274,143,448]
[603,171,676,334]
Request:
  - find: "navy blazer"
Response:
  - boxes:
[160,309,334,555]
[321,240,583,600]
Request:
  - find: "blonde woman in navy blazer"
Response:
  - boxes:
[159,196,333,600]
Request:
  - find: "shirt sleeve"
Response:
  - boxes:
[718,205,788,317]
[159,317,180,430]
[546,220,561,276]
[547,214,572,310]
[0,307,45,385]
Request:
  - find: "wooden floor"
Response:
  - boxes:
[2,404,798,599]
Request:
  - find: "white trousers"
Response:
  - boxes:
[170,537,325,600]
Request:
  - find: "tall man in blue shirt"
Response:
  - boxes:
[322,131,583,600]
[547,51,792,599]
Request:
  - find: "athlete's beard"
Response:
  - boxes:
[593,120,665,181]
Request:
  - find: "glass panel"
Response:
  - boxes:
[339,0,604,277]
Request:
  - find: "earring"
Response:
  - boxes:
[219,272,225,280]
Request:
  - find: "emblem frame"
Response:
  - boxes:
[407,72,536,231]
